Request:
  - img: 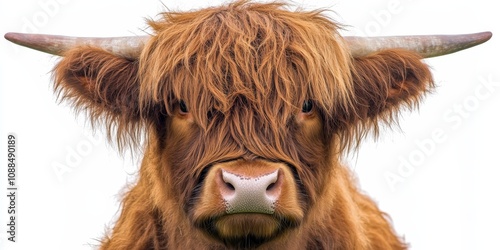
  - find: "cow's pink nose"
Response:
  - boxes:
[216,169,283,214]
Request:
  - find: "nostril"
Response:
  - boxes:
[225,182,235,191]
[265,169,282,198]
[216,169,236,197]
[266,182,276,191]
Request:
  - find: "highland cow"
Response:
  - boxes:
[4,1,491,249]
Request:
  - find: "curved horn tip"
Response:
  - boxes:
[4,32,37,45]
[4,32,39,51]
[477,31,493,42]
[438,31,493,57]
[4,32,66,56]
[4,32,22,43]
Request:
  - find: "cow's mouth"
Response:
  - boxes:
[195,213,300,248]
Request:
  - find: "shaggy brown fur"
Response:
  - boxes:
[52,1,433,249]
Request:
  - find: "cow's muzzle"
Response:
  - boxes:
[217,167,282,214]
[192,159,303,245]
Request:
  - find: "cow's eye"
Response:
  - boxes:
[301,100,313,113]
[179,100,189,114]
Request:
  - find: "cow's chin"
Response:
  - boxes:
[196,213,300,248]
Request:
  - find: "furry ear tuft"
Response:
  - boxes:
[352,49,434,118]
[52,47,144,149]
[337,49,434,148]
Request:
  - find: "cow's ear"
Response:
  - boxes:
[347,49,434,125]
[53,47,143,146]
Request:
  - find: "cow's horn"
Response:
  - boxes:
[345,32,492,58]
[4,32,148,59]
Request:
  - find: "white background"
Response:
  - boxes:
[0,0,498,249]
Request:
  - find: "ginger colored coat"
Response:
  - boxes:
[52,1,434,249]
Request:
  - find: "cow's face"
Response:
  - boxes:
[137,5,353,246]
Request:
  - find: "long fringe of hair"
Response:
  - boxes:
[138,0,354,140]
